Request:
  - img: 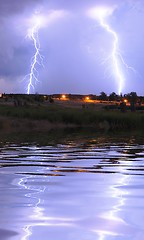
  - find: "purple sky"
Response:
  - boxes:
[0,0,144,95]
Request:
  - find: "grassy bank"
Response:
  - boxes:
[0,103,144,133]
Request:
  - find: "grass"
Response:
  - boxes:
[0,103,144,132]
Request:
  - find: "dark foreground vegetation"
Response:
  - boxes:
[0,92,144,135]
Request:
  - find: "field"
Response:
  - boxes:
[0,97,144,135]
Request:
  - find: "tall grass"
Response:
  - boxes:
[0,104,144,131]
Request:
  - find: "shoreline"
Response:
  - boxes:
[0,115,144,145]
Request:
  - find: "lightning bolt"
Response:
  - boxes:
[88,7,136,95]
[25,14,44,94]
[23,10,67,94]
[98,16,134,95]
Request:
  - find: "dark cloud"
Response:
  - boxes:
[0,0,43,15]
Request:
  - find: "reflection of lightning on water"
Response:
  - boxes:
[18,174,73,240]
[18,176,46,240]
[95,174,130,239]
[24,14,44,94]
[88,7,136,95]
[96,146,132,240]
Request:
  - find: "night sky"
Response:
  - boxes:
[0,0,144,95]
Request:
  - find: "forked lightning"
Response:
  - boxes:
[88,6,135,95]
[26,15,44,94]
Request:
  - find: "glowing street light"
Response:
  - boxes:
[61,94,66,100]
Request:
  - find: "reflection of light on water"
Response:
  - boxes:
[13,143,137,240]
[14,143,76,240]
[18,175,46,240]
[96,175,129,240]
[104,173,129,220]
[18,174,74,240]
[22,226,32,240]
[94,160,132,239]
[97,230,119,239]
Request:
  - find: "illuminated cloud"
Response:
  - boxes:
[87,6,116,20]
[27,9,68,31]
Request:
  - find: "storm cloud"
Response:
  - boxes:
[0,0,144,95]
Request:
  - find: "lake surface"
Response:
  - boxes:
[0,137,144,240]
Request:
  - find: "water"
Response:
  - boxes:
[0,139,144,240]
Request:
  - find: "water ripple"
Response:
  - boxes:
[0,142,144,239]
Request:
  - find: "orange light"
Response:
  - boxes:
[85,96,90,101]
[61,94,66,99]
[124,99,128,103]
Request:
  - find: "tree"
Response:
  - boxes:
[127,92,138,112]
[109,92,118,101]
[99,92,108,101]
